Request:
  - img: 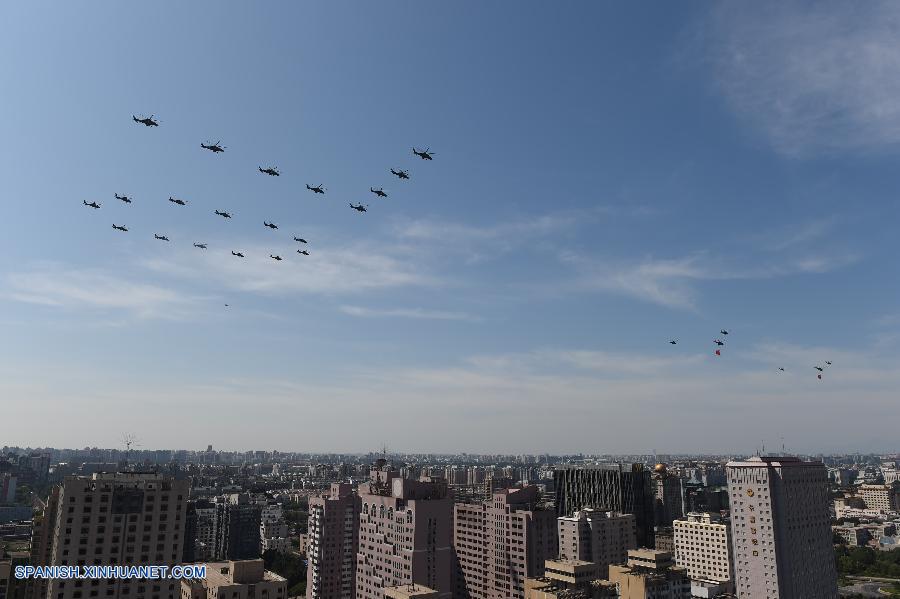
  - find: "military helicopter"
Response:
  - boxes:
[306,184,325,194]
[293,237,308,244]
[350,203,367,212]
[112,224,128,232]
[83,200,101,209]
[115,193,132,204]
[259,166,280,176]
[264,221,278,230]
[714,340,725,347]
[193,243,207,249]
[214,210,232,219]
[390,168,409,180]
[231,251,245,258]
[270,255,283,261]
[201,140,225,153]
[413,147,434,160]
[132,114,159,127]
[154,234,170,242]
[297,249,310,256]
[370,187,388,198]
[168,197,187,206]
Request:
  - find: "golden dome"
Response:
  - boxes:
[654,463,667,474]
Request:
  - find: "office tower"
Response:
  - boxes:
[306,483,360,599]
[454,486,558,599]
[181,559,286,599]
[189,499,220,562]
[726,456,838,598]
[27,486,59,599]
[45,472,189,599]
[356,468,454,599]
[524,560,618,599]
[259,504,290,554]
[217,494,261,561]
[652,465,683,527]
[554,465,655,547]
[557,509,636,577]
[672,512,733,587]
[858,483,900,512]
[607,550,691,599]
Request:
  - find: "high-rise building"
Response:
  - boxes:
[0,551,30,599]
[651,465,683,528]
[454,486,558,599]
[0,475,16,504]
[607,550,691,599]
[28,486,59,599]
[858,483,900,512]
[726,456,838,598]
[259,504,290,554]
[45,472,190,599]
[554,465,655,547]
[557,509,636,577]
[672,512,733,587]
[306,483,360,599]
[356,468,454,599]
[216,494,261,561]
[180,559,286,599]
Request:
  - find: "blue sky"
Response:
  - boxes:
[1,1,898,454]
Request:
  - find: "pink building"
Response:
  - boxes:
[306,483,360,599]
[356,467,454,599]
[454,486,558,599]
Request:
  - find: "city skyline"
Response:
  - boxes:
[2,1,900,453]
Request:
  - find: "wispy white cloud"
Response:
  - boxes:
[761,217,838,251]
[4,265,201,319]
[559,249,858,310]
[340,305,478,322]
[142,240,439,295]
[708,1,900,156]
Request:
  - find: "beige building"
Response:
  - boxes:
[727,456,838,599]
[672,512,733,584]
[46,472,190,599]
[306,483,359,599]
[454,486,558,599]
[858,483,900,512]
[383,585,440,599]
[557,509,636,577]
[180,559,285,599]
[356,468,454,599]
[523,560,617,599]
[607,550,691,599]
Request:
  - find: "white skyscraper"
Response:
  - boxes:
[726,456,837,599]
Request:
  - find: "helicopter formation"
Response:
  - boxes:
[81,113,435,271]
[669,329,833,380]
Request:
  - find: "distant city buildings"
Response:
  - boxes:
[727,456,837,598]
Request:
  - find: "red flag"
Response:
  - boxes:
[817,374,822,380]
[715,349,721,356]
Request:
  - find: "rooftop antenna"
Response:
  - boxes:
[122,433,140,470]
